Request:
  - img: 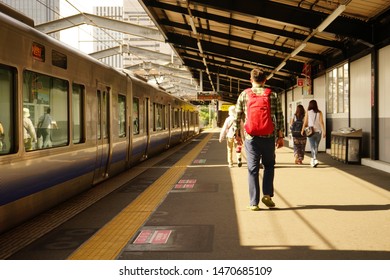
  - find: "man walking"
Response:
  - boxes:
[235,68,284,210]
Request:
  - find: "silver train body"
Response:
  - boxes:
[0,11,199,234]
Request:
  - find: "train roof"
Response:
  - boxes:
[0,4,196,107]
[0,7,129,78]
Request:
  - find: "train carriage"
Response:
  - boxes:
[0,9,199,234]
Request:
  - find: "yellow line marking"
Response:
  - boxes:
[68,132,213,260]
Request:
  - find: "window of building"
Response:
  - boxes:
[327,63,349,114]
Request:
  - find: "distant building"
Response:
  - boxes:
[0,0,60,39]
[123,0,172,69]
[93,6,123,68]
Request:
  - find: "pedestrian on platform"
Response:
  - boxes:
[301,99,326,167]
[290,104,307,164]
[234,68,285,211]
[219,105,241,168]
[37,107,58,149]
[23,108,37,151]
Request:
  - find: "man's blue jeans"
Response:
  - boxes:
[245,136,275,206]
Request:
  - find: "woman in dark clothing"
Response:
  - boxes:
[290,104,306,164]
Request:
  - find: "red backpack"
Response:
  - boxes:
[244,88,274,136]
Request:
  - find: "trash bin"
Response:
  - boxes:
[331,128,362,164]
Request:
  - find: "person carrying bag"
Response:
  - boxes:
[301,100,326,167]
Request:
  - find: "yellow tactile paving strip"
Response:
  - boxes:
[68,132,213,260]
[0,137,192,260]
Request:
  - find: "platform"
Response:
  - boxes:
[1,130,390,260]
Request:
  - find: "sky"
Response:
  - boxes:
[59,0,137,53]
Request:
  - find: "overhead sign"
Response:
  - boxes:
[220,103,234,111]
[197,92,221,100]
[297,78,305,87]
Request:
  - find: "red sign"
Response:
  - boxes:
[32,43,45,62]
[297,78,305,87]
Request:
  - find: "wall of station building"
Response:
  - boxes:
[285,44,390,164]
[378,45,390,163]
[216,46,390,164]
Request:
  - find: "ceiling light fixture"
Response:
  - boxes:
[317,4,346,32]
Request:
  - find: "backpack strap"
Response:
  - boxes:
[264,88,271,95]
[245,87,271,96]
[244,88,253,96]
[227,120,234,129]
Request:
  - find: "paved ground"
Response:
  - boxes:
[119,130,390,260]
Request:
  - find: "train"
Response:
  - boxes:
[0,7,199,234]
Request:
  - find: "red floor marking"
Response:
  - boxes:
[150,230,172,244]
[178,179,197,184]
[133,230,153,244]
[133,229,172,244]
[175,183,195,189]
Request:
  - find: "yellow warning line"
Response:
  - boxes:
[68,132,213,260]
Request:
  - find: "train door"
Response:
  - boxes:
[93,86,111,184]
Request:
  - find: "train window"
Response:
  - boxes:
[133,97,140,135]
[172,108,179,128]
[23,71,69,151]
[0,66,16,155]
[52,50,67,69]
[32,42,45,62]
[102,90,109,139]
[195,112,199,126]
[162,105,166,130]
[97,91,102,140]
[118,94,126,138]
[72,84,85,144]
[97,89,109,140]
[153,103,165,131]
[152,103,157,131]
[189,111,193,127]
[171,108,174,129]
[182,110,186,128]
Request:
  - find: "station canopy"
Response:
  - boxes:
[138,0,390,102]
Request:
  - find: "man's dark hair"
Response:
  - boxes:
[250,68,267,83]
